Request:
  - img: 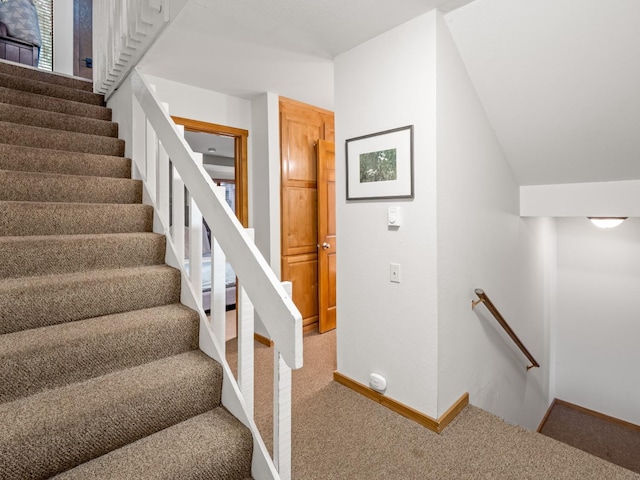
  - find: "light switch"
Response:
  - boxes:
[390,263,401,283]
[388,207,401,227]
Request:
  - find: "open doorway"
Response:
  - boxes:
[182,129,238,338]
[172,116,248,227]
[173,117,249,341]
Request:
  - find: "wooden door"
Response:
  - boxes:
[317,140,336,333]
[280,98,334,332]
[73,0,93,79]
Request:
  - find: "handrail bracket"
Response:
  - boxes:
[471,298,484,309]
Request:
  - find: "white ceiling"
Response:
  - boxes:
[182,130,235,180]
[141,0,471,109]
[183,130,234,159]
[141,0,640,186]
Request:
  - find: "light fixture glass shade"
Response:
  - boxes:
[588,217,627,229]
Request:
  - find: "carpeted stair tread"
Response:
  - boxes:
[0,232,165,278]
[0,169,141,204]
[52,408,253,480]
[539,402,640,474]
[0,201,153,236]
[0,85,111,120]
[0,144,131,178]
[0,303,200,403]
[0,60,255,480]
[0,350,223,480]
[0,265,181,334]
[0,60,94,92]
[0,71,103,105]
[0,102,117,137]
[0,121,124,156]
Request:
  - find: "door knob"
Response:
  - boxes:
[322,242,330,249]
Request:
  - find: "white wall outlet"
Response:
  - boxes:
[390,263,401,283]
[369,373,387,393]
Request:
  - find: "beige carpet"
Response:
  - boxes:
[0,59,252,479]
[227,331,640,479]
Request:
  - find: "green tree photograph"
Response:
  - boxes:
[359,148,397,183]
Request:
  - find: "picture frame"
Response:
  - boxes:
[345,125,414,200]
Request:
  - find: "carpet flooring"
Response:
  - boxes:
[227,330,640,479]
[540,401,640,474]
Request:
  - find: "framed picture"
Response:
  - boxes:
[345,125,414,200]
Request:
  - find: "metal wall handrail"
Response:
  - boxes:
[472,289,539,371]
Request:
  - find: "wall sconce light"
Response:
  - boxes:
[588,217,627,229]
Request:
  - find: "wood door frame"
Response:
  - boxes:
[172,116,249,227]
[73,0,93,79]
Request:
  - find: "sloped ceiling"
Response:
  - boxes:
[141,0,640,187]
[445,0,640,186]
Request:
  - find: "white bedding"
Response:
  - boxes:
[198,256,236,291]
[185,255,237,311]
[183,225,237,311]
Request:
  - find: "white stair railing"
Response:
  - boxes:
[93,0,188,98]
[130,68,302,480]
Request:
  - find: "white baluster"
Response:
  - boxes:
[189,193,202,307]
[146,119,157,203]
[188,153,203,307]
[157,141,170,229]
[130,98,145,181]
[237,228,255,417]
[210,185,227,354]
[156,100,170,229]
[171,166,184,263]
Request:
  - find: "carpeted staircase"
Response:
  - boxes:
[0,60,253,480]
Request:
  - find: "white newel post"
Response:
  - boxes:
[237,228,256,417]
[274,281,293,480]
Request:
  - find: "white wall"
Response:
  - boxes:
[334,9,554,427]
[250,92,281,340]
[250,93,281,278]
[53,0,74,75]
[106,75,133,157]
[142,75,252,133]
[334,12,439,418]
[555,217,640,426]
[434,12,552,428]
[521,179,640,217]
